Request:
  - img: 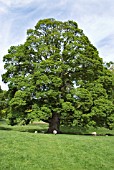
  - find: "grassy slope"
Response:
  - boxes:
[0,129,114,170]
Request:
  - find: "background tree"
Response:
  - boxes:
[2,18,112,132]
[0,86,8,119]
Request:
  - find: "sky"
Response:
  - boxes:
[0,0,114,90]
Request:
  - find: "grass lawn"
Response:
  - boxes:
[0,123,114,170]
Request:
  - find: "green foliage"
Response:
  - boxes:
[91,98,114,129]
[78,80,114,128]
[2,18,114,129]
[0,86,8,119]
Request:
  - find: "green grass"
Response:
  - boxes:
[0,124,114,170]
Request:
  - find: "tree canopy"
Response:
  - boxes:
[2,18,114,131]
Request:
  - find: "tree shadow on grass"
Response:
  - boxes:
[0,126,12,131]
[0,126,48,134]
[59,126,114,136]
[60,132,114,136]
[0,123,114,136]
[20,128,48,133]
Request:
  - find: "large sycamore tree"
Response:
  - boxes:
[2,18,113,132]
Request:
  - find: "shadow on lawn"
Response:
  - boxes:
[0,125,48,134]
[61,132,114,136]
[59,126,114,136]
[0,126,114,136]
[21,128,48,133]
[0,122,114,136]
[0,126,12,131]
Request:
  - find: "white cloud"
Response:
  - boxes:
[0,0,34,7]
[0,6,7,13]
[66,0,114,61]
[0,0,114,90]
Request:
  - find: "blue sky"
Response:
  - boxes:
[0,0,114,90]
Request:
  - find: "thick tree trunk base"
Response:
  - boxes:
[47,113,61,134]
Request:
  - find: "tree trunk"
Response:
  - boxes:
[47,113,60,133]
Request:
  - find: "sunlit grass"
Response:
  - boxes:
[0,124,114,170]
